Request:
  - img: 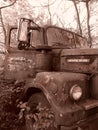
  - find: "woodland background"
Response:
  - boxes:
[0,0,98,50]
[0,0,98,130]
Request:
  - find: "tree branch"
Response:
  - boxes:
[0,0,17,44]
[47,0,52,24]
[72,0,82,35]
[0,0,17,9]
[28,0,57,8]
[56,14,65,28]
[0,9,6,43]
[86,1,92,46]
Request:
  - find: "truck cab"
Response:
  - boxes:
[5,18,98,130]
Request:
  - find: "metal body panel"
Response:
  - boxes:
[4,50,52,80]
[61,115,98,130]
[61,49,98,73]
[91,74,98,99]
[31,72,98,126]
[61,48,98,56]
[33,72,89,101]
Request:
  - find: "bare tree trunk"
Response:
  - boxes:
[0,9,6,43]
[0,0,17,44]
[86,1,92,47]
[73,0,82,35]
[48,0,52,25]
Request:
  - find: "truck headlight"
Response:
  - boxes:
[70,84,82,101]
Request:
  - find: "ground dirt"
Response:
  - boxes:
[0,76,26,130]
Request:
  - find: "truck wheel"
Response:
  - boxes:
[25,93,58,130]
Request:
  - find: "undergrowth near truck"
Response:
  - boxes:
[0,78,26,130]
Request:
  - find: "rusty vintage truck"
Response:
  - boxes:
[4,18,98,130]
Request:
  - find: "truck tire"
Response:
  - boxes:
[25,93,58,130]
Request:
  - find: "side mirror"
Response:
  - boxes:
[17,18,29,42]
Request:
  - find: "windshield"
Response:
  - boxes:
[46,26,88,48]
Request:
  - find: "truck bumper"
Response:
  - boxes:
[58,100,98,130]
[60,114,98,130]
